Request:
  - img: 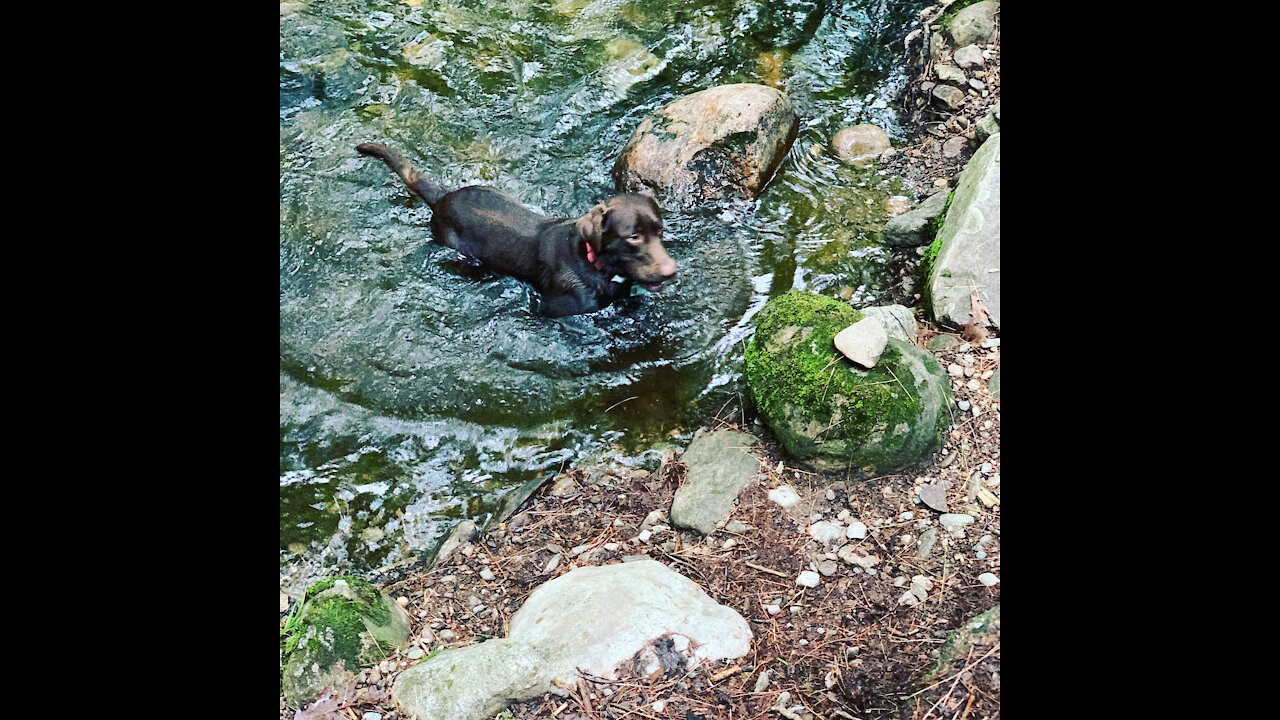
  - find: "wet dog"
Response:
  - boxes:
[356,143,677,317]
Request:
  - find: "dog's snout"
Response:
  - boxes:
[658,257,677,279]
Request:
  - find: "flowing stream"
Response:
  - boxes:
[280,0,928,594]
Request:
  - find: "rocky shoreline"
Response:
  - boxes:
[281,3,1001,718]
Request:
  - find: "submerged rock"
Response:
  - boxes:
[613,83,798,207]
[670,430,761,535]
[928,133,1001,329]
[744,292,952,474]
[831,124,891,166]
[394,560,751,720]
[281,576,411,706]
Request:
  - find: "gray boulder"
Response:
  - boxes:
[929,133,1000,329]
[393,560,752,720]
[744,292,952,474]
[947,0,1000,48]
[831,124,891,166]
[391,639,547,720]
[670,430,761,535]
[613,83,798,207]
[882,189,950,247]
[860,305,918,342]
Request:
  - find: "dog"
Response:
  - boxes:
[356,143,677,317]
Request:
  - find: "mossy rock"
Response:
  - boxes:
[280,575,411,706]
[922,604,1000,684]
[744,292,951,474]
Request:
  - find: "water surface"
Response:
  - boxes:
[280,0,928,593]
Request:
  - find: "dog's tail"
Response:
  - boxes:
[356,142,448,208]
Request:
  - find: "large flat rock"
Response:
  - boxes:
[669,430,761,534]
[929,133,1000,329]
[393,560,752,720]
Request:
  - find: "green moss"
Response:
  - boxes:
[939,0,989,30]
[744,292,949,473]
[922,190,955,314]
[282,575,393,659]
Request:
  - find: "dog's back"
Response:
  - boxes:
[433,187,560,278]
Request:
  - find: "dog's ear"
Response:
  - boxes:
[636,186,654,199]
[575,202,609,252]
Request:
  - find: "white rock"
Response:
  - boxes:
[768,485,801,508]
[796,571,821,588]
[834,317,889,368]
[807,521,846,545]
[837,544,879,568]
[938,513,974,534]
[846,521,868,539]
[479,568,496,581]
[407,647,425,660]
[652,700,666,712]
[978,572,999,586]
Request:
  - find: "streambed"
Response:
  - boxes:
[280,0,927,593]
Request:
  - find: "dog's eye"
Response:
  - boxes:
[626,234,643,245]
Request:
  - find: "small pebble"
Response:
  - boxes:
[957,400,971,411]
[796,570,821,588]
[976,550,987,559]
[363,713,383,720]
[847,521,867,539]
[396,596,409,607]
[826,489,836,501]
[978,572,999,586]
[967,378,980,391]
[479,568,495,581]
[406,647,425,660]
[638,530,652,543]
[767,604,781,615]
[948,363,964,377]
[652,700,666,712]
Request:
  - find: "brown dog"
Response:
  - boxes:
[357,143,676,317]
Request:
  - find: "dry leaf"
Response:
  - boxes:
[960,294,990,343]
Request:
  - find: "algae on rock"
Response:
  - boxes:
[744,292,951,474]
[280,575,411,706]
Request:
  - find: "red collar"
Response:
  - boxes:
[584,241,605,271]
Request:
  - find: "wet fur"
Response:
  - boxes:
[357,142,675,317]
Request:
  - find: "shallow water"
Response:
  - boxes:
[280,0,928,593]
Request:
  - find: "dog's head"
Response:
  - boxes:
[575,192,677,291]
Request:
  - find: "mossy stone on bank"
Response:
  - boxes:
[922,604,1000,684]
[744,292,952,474]
[280,575,411,706]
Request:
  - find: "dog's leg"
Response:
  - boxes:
[356,143,448,208]
[541,290,599,317]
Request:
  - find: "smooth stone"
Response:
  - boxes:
[926,334,961,352]
[953,44,985,69]
[807,520,846,546]
[670,430,761,535]
[882,190,951,248]
[919,482,949,512]
[978,572,999,586]
[933,85,965,109]
[837,545,879,568]
[942,136,966,158]
[768,484,801,508]
[396,561,751,720]
[947,1,1000,48]
[834,317,889,368]
[938,514,975,533]
[915,528,937,559]
[846,521,868,539]
[831,124,891,166]
[860,305,918,342]
[929,133,1001,329]
[796,571,821,588]
[934,64,966,85]
[613,83,798,207]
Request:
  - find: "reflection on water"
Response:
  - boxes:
[280,0,927,594]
